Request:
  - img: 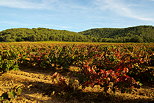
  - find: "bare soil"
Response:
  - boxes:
[0,68,153,103]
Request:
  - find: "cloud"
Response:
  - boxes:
[0,0,87,10]
[94,0,154,21]
[0,0,60,9]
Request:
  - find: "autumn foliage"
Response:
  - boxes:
[0,43,153,93]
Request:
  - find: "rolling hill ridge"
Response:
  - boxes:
[0,25,154,42]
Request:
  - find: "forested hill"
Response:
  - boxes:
[0,25,154,42]
[0,28,88,42]
[79,25,154,42]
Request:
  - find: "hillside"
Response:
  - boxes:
[80,25,154,42]
[79,28,121,38]
[0,28,89,42]
[0,25,154,42]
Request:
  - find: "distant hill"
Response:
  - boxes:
[0,25,154,42]
[79,25,154,42]
[0,28,88,42]
[79,28,121,38]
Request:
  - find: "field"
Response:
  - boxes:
[0,42,154,103]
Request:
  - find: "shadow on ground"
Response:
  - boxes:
[15,66,154,103]
[20,81,153,103]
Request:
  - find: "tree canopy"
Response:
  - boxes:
[0,25,154,42]
[79,25,154,42]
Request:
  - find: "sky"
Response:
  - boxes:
[0,0,154,32]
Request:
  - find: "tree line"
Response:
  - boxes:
[0,25,154,42]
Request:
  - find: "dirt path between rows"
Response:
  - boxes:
[0,69,154,103]
[0,70,65,103]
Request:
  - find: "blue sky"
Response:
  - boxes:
[0,0,154,32]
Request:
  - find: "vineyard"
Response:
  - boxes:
[0,42,154,103]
